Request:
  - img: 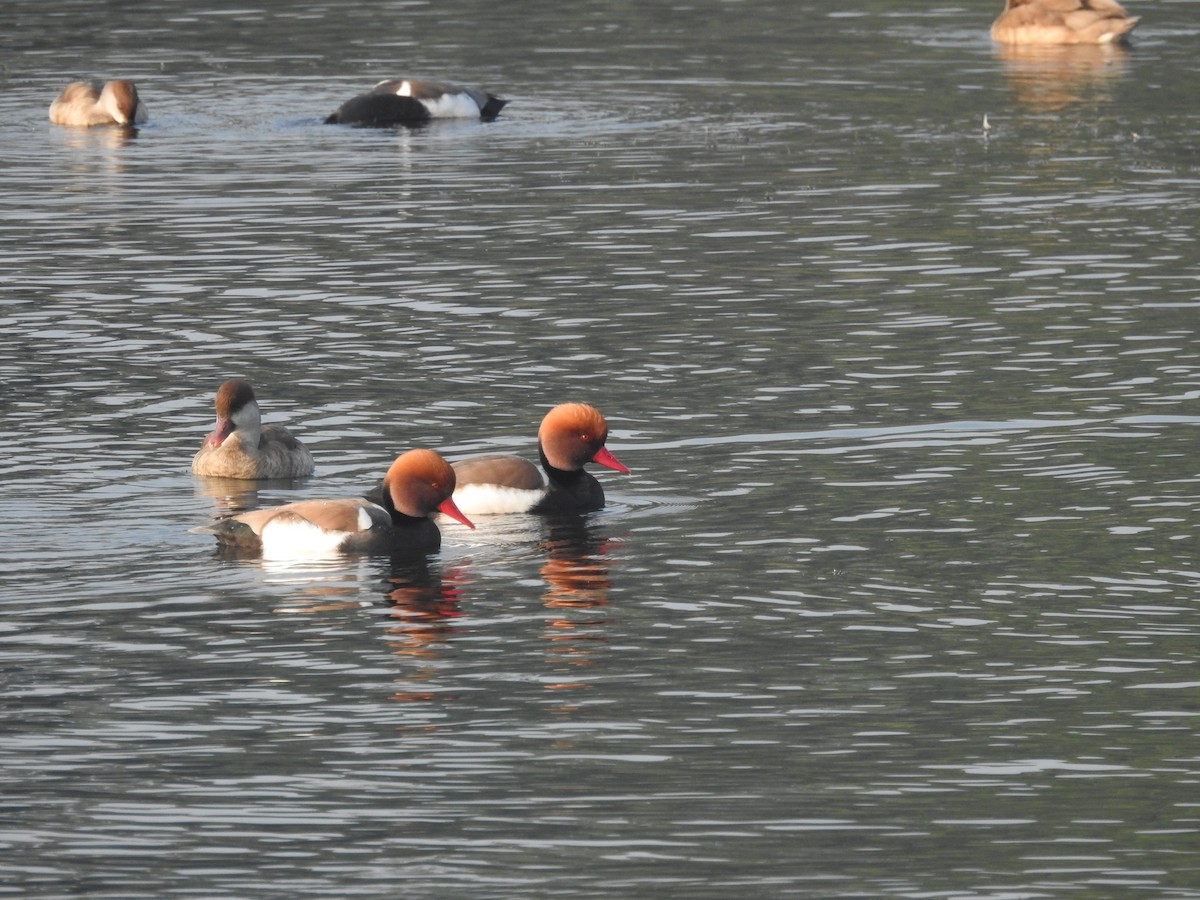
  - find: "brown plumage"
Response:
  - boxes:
[49,80,148,127]
[991,0,1139,44]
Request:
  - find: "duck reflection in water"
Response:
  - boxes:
[392,512,621,711]
[995,42,1131,111]
[193,475,283,521]
[384,559,469,704]
[53,122,141,155]
[537,514,621,708]
[252,555,465,634]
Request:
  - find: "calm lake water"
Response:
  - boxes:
[3,0,1200,896]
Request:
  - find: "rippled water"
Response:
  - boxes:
[3,0,1200,896]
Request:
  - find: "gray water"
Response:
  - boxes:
[3,0,1200,896]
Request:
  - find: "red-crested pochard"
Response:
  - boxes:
[991,0,1138,44]
[192,379,315,480]
[49,80,148,127]
[451,403,630,515]
[325,78,508,127]
[195,449,475,559]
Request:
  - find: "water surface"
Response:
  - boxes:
[3,0,1200,896]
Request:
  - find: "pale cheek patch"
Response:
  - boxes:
[452,484,542,515]
[260,518,350,560]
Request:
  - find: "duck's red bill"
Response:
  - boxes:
[592,446,630,474]
[205,417,235,448]
[438,496,476,529]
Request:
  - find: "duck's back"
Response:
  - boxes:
[991,0,1138,44]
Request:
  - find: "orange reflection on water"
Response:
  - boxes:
[995,43,1130,111]
[537,522,620,703]
[384,564,467,703]
[384,565,466,652]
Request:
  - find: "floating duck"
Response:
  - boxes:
[325,78,508,126]
[195,449,474,559]
[991,0,1139,44]
[451,403,630,515]
[49,80,148,127]
[192,379,315,480]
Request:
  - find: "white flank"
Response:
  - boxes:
[452,483,543,515]
[258,510,371,561]
[387,80,480,118]
[260,519,348,560]
[420,92,482,118]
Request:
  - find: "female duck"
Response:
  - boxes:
[325,78,508,126]
[49,80,148,127]
[451,403,630,515]
[192,379,315,479]
[196,449,475,559]
[991,0,1139,44]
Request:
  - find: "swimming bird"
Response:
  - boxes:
[49,80,148,127]
[325,78,508,126]
[195,449,475,559]
[192,379,315,480]
[991,0,1139,44]
[451,403,630,515]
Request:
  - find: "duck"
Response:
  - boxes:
[195,449,475,559]
[192,379,315,480]
[991,0,1139,44]
[451,403,630,515]
[49,80,148,127]
[325,78,508,127]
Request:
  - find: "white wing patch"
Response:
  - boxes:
[452,484,543,515]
